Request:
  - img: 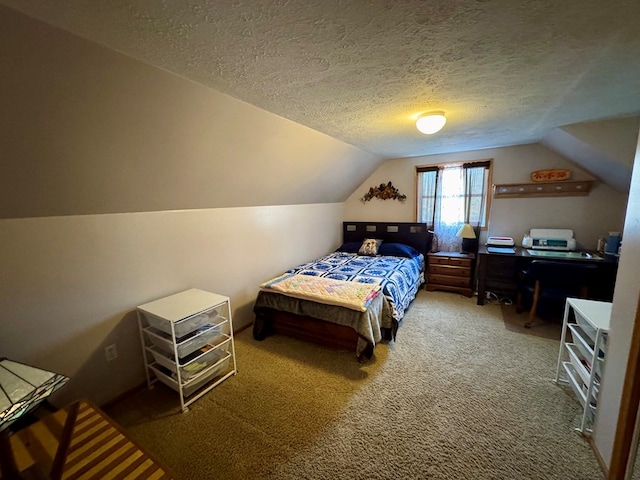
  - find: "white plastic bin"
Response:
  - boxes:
[145,323,224,358]
[149,339,230,381]
[149,355,231,397]
[143,306,220,337]
[184,357,230,396]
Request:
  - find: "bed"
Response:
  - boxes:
[252,222,431,361]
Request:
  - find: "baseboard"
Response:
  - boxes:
[587,435,609,477]
[236,322,252,334]
[100,382,147,410]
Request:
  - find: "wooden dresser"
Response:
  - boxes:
[426,252,475,297]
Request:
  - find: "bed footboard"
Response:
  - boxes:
[254,309,359,349]
[253,309,379,360]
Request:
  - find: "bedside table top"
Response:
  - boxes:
[428,251,476,259]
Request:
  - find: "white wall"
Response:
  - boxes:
[593,134,640,467]
[344,144,628,249]
[0,203,343,407]
[0,6,379,408]
[0,5,382,219]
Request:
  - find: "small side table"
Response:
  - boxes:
[426,252,475,297]
[6,400,176,479]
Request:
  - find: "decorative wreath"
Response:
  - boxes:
[360,181,407,202]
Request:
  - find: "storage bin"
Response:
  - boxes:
[573,315,597,344]
[563,361,586,407]
[184,357,230,397]
[566,343,590,386]
[142,306,220,337]
[571,338,604,382]
[145,323,224,358]
[149,356,230,397]
[149,339,231,381]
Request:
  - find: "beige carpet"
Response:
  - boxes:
[107,291,605,480]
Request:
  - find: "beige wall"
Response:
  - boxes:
[344,143,629,250]
[593,136,640,467]
[0,5,382,219]
[0,7,373,406]
[0,203,344,406]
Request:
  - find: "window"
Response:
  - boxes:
[416,160,492,251]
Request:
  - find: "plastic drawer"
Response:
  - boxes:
[149,357,231,397]
[566,343,591,386]
[184,357,230,396]
[142,305,221,337]
[573,312,597,343]
[145,323,224,358]
[563,361,586,408]
[149,338,231,381]
[570,340,604,383]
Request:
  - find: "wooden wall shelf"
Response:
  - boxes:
[493,180,593,198]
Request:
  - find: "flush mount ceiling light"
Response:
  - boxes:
[416,111,447,135]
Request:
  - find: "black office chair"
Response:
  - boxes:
[515,260,598,328]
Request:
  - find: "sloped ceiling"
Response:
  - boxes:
[542,117,640,193]
[2,0,640,191]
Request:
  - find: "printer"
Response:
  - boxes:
[522,228,576,251]
[486,236,515,247]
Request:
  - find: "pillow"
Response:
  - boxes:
[358,238,383,256]
[336,242,362,253]
[378,242,421,259]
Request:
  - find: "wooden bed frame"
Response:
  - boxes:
[253,222,431,358]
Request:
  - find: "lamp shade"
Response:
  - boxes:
[0,358,68,431]
[416,112,446,134]
[456,223,476,239]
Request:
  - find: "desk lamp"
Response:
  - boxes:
[456,223,477,254]
[0,358,69,480]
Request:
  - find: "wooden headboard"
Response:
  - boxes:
[342,222,432,255]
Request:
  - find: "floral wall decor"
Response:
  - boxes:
[360,181,407,202]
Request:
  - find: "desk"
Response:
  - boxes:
[476,246,617,306]
[4,400,174,480]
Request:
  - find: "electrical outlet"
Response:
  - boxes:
[105,344,118,362]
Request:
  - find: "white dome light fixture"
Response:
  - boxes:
[416,111,447,135]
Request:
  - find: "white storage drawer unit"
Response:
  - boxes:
[137,288,237,412]
[555,297,611,434]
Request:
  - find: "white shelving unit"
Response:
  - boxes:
[137,288,237,412]
[555,297,611,433]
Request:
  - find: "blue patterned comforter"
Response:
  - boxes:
[286,252,425,320]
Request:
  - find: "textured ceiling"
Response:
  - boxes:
[3,0,640,158]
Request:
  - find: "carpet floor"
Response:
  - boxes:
[107,290,606,480]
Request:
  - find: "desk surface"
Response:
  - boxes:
[7,400,174,480]
[479,245,618,263]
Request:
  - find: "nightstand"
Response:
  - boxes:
[426,252,475,297]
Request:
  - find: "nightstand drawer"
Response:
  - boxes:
[428,273,471,288]
[429,264,472,277]
[429,256,473,267]
[485,256,518,280]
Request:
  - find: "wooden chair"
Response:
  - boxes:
[516,260,598,328]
